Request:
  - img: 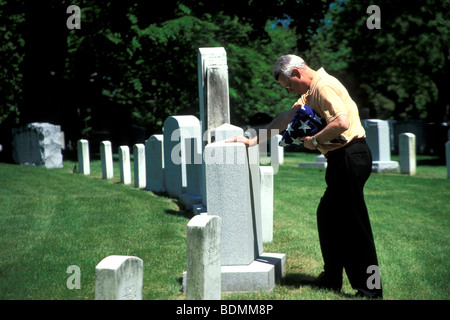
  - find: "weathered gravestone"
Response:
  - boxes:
[95,255,143,300]
[399,133,416,175]
[133,144,146,188]
[12,122,63,168]
[203,140,285,293]
[198,47,230,145]
[100,141,113,179]
[145,135,165,192]
[185,215,222,300]
[362,119,399,172]
[163,115,202,198]
[119,146,131,185]
[77,139,90,175]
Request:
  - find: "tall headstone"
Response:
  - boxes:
[119,146,131,185]
[204,140,285,293]
[77,139,90,175]
[399,133,416,175]
[186,215,222,300]
[205,141,256,265]
[163,116,201,198]
[145,135,165,192]
[260,166,274,243]
[362,119,399,172]
[12,122,63,168]
[133,144,146,188]
[198,47,230,145]
[95,255,143,300]
[100,141,113,179]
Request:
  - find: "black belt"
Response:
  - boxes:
[324,137,366,158]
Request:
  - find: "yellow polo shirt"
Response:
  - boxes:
[296,68,366,154]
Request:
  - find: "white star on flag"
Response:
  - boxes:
[314,114,322,124]
[298,120,311,133]
[286,122,295,135]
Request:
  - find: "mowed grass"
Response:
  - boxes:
[0,152,448,300]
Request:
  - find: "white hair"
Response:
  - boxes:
[272,55,307,80]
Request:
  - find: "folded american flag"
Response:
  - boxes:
[279,104,348,147]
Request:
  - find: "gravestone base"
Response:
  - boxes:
[221,253,285,293]
[372,161,399,173]
[183,252,285,294]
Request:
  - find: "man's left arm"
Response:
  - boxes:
[302,114,349,150]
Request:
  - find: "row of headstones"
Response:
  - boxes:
[301,119,450,177]
[77,139,150,188]
[362,119,450,176]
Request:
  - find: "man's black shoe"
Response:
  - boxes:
[355,289,383,299]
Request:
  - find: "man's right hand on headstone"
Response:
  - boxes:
[225,136,258,147]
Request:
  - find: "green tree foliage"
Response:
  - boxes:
[3,0,447,143]
[308,0,449,122]
[0,0,25,125]
[64,1,301,133]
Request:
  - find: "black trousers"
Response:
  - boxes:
[318,139,382,297]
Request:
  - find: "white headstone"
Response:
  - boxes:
[399,133,416,175]
[100,141,114,179]
[95,255,143,300]
[133,144,146,188]
[204,141,256,265]
[260,166,274,243]
[198,47,230,145]
[186,215,222,300]
[145,135,165,192]
[362,119,399,172]
[77,139,90,175]
[271,134,284,167]
[163,115,202,198]
[12,122,63,168]
[119,146,131,185]
[203,140,285,293]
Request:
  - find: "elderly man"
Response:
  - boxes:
[229,55,382,299]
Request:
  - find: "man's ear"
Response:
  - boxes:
[291,68,302,79]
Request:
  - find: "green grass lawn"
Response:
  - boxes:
[0,152,448,300]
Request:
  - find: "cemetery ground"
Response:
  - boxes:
[0,152,448,300]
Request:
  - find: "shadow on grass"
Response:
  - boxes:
[161,195,196,220]
[281,273,356,299]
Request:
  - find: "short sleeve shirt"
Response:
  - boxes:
[297,68,366,153]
